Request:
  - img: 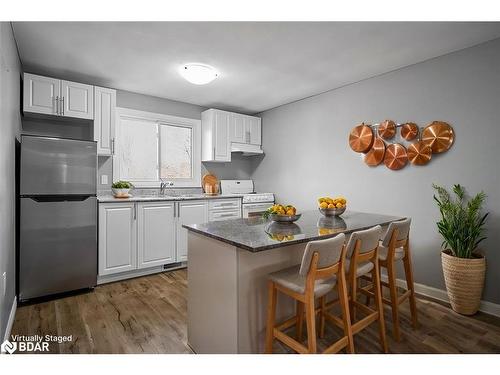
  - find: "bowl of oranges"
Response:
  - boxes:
[318,196,347,217]
[263,204,301,223]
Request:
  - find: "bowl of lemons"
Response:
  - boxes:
[263,204,301,223]
[318,196,347,217]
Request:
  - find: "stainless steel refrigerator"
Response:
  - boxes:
[19,135,97,301]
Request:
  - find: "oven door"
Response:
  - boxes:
[242,202,274,219]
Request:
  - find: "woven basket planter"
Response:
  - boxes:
[441,250,486,315]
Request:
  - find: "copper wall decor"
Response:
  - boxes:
[349,120,454,170]
[400,122,419,141]
[421,121,455,153]
[384,143,408,170]
[378,120,397,140]
[349,123,374,153]
[407,127,432,165]
[364,137,386,166]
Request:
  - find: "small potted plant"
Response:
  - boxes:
[112,181,134,198]
[433,184,489,315]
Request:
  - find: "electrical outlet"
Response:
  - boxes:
[101,174,108,185]
[2,272,6,298]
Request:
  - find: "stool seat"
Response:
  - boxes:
[344,259,374,277]
[269,265,336,297]
[378,245,404,261]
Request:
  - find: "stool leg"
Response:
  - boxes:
[373,261,388,353]
[387,262,401,341]
[319,296,326,339]
[305,294,317,353]
[350,274,358,322]
[265,281,277,353]
[296,301,304,342]
[338,274,355,353]
[403,245,418,329]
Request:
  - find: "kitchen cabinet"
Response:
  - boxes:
[202,109,231,162]
[208,198,242,222]
[137,201,176,268]
[98,203,137,276]
[246,116,262,146]
[61,80,94,119]
[94,87,116,155]
[230,113,246,143]
[23,73,94,120]
[23,73,60,116]
[177,200,208,262]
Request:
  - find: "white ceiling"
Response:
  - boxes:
[12,22,500,113]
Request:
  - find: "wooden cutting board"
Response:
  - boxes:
[202,173,219,195]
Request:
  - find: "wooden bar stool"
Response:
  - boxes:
[361,218,417,341]
[343,225,388,352]
[265,234,354,354]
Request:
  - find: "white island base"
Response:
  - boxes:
[187,231,318,354]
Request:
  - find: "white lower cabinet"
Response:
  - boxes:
[98,202,137,276]
[177,200,208,262]
[137,201,176,268]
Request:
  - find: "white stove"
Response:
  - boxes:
[220,180,275,218]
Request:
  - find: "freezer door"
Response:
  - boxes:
[21,136,97,195]
[19,196,97,301]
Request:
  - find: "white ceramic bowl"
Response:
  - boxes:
[112,188,131,198]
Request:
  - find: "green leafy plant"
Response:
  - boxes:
[433,184,488,259]
[112,180,133,189]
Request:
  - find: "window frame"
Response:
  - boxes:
[113,107,201,188]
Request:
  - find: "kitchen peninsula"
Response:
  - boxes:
[184,210,404,353]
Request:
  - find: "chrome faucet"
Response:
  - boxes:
[160,179,174,195]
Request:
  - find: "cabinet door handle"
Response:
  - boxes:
[61,97,64,116]
[133,204,136,220]
[111,139,115,155]
[55,96,59,115]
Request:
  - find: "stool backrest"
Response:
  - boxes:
[381,218,412,247]
[299,233,346,277]
[345,225,382,259]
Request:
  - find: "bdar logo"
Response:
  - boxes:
[1,340,17,354]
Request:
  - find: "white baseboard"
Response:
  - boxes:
[3,296,17,342]
[97,263,186,285]
[380,275,500,318]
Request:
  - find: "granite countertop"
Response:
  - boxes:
[98,193,244,203]
[183,210,405,252]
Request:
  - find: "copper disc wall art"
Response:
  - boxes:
[378,120,396,140]
[400,122,419,141]
[349,123,374,153]
[384,143,408,170]
[364,137,386,166]
[349,120,454,170]
[421,121,455,153]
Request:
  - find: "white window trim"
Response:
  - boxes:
[113,107,201,188]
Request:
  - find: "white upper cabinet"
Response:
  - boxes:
[203,109,262,162]
[137,201,176,269]
[61,80,94,119]
[94,87,116,155]
[23,73,94,120]
[23,73,60,116]
[202,109,231,162]
[177,200,208,262]
[246,116,262,146]
[230,113,246,143]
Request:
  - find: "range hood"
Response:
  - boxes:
[231,142,264,156]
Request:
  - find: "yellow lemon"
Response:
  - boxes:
[320,202,328,209]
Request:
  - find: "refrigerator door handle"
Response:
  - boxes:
[27,195,93,203]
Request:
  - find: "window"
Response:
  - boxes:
[114,108,201,187]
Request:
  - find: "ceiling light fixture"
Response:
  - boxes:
[180,63,219,85]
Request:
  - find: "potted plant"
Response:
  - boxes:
[112,180,134,198]
[433,184,489,315]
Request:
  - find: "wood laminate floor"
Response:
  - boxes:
[11,269,500,354]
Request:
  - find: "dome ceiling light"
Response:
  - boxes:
[179,63,219,85]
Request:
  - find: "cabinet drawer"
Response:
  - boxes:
[208,199,240,210]
[209,209,241,222]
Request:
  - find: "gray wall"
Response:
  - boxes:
[98,90,256,192]
[253,38,500,304]
[0,22,22,339]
